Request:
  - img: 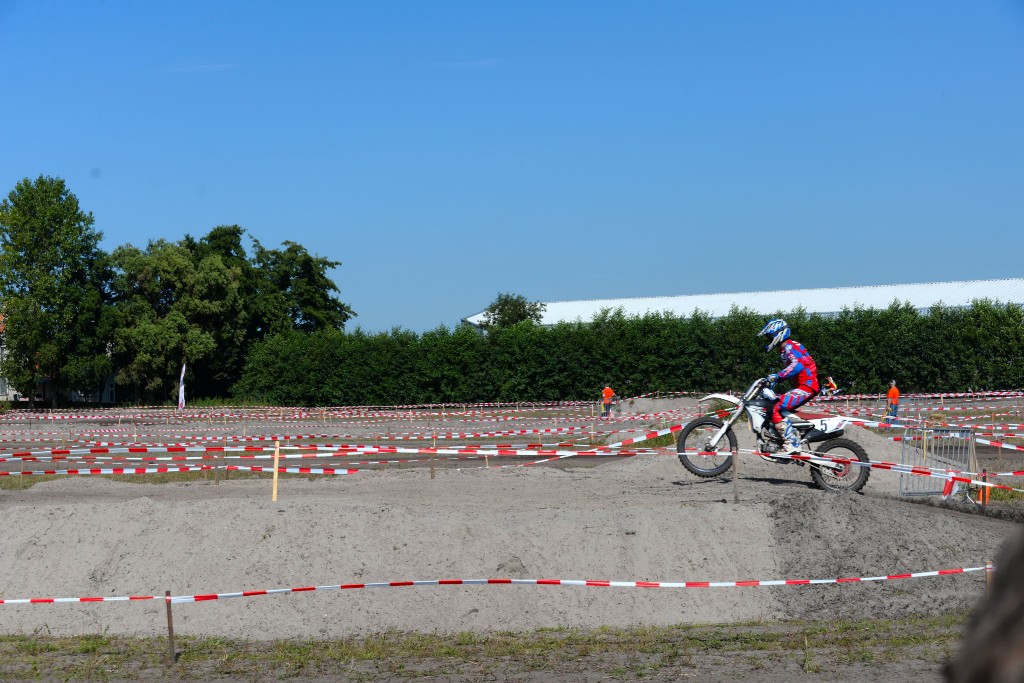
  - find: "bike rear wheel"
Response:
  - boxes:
[677,417,736,477]
[808,438,871,493]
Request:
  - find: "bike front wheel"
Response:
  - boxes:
[677,417,737,477]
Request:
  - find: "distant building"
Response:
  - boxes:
[462,278,1024,328]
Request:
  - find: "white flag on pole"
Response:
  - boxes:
[178,363,186,410]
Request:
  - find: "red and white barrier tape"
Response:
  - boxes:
[0,466,211,477]
[5,421,1021,487]
[975,437,1024,453]
[741,449,1024,491]
[227,465,359,476]
[0,565,989,606]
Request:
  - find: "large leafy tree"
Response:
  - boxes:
[253,240,354,332]
[108,239,231,402]
[0,176,112,405]
[480,292,546,330]
[181,225,262,396]
[112,226,354,401]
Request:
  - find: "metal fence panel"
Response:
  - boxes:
[899,427,976,497]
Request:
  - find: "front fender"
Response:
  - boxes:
[699,393,742,407]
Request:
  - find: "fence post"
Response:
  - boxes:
[165,591,176,666]
[731,447,739,504]
[922,427,928,466]
[272,440,280,502]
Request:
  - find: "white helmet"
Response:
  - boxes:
[758,318,791,352]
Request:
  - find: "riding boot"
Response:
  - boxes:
[780,417,801,454]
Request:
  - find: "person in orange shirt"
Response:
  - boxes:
[885,380,900,424]
[601,385,615,418]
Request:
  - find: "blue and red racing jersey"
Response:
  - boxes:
[777,339,819,393]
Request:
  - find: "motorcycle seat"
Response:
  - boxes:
[779,411,813,427]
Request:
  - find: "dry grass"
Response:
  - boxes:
[0,612,969,681]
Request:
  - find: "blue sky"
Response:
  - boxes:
[2,1,1022,333]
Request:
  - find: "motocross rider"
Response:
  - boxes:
[758,318,819,453]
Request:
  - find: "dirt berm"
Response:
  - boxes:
[0,411,1018,640]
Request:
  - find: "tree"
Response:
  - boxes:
[111,226,355,400]
[108,239,226,402]
[181,225,262,396]
[253,240,355,332]
[480,292,546,330]
[0,176,111,405]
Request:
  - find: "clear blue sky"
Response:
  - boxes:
[2,1,1022,333]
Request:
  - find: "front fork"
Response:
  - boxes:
[707,404,744,449]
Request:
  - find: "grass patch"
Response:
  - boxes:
[633,432,677,448]
[0,612,972,681]
[0,477,41,491]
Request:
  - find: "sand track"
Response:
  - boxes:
[1,400,1020,640]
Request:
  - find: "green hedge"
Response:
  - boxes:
[232,301,1024,406]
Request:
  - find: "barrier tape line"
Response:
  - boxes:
[0,465,361,478]
[0,565,989,606]
[975,437,1024,454]
[0,443,651,460]
[735,449,1024,491]
[677,443,1024,489]
[5,420,1021,485]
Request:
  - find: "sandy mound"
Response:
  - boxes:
[1,419,1017,640]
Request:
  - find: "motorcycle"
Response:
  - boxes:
[820,376,842,397]
[676,377,870,493]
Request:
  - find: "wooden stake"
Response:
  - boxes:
[731,447,739,504]
[165,591,176,666]
[272,440,280,502]
[985,560,993,595]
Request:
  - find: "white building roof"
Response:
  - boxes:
[464,278,1024,327]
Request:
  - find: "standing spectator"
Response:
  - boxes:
[601,385,615,418]
[944,529,1024,682]
[885,380,900,424]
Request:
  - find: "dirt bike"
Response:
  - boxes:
[676,377,870,493]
